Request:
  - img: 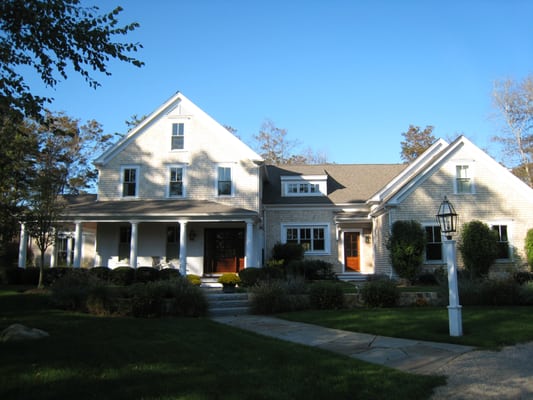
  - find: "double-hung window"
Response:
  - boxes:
[168,166,184,197]
[284,225,328,253]
[171,123,185,150]
[217,166,232,196]
[425,226,442,262]
[122,167,138,197]
[491,224,510,259]
[456,165,473,194]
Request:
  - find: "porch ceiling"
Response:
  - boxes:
[59,194,259,222]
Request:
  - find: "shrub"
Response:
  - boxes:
[519,282,533,305]
[414,272,439,286]
[89,266,111,281]
[19,267,40,285]
[2,267,20,284]
[387,220,426,283]
[135,266,160,283]
[217,273,241,285]
[86,284,118,316]
[458,220,499,279]
[525,228,533,269]
[50,270,102,311]
[239,267,263,287]
[361,279,400,307]
[43,267,74,286]
[160,268,181,280]
[439,276,524,306]
[110,266,135,285]
[513,271,533,285]
[286,259,336,281]
[128,282,163,318]
[261,263,285,281]
[271,242,305,266]
[250,280,289,314]
[309,281,344,309]
[186,274,201,286]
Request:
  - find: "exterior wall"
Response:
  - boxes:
[372,212,393,276]
[97,100,260,212]
[263,207,342,272]
[388,142,533,274]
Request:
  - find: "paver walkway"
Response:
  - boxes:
[212,315,473,375]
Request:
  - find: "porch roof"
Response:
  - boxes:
[60,195,259,222]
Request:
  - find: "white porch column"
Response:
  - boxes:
[179,221,187,275]
[18,222,28,269]
[73,221,82,268]
[245,220,254,268]
[130,221,139,268]
[66,237,73,266]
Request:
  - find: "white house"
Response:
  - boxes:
[18,93,533,278]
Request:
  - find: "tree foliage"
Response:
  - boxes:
[0,0,143,117]
[400,125,436,163]
[491,75,533,187]
[387,220,426,282]
[458,220,499,279]
[253,119,328,165]
[525,228,533,270]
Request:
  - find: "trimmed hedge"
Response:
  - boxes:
[110,266,135,285]
[238,267,263,287]
[135,266,160,283]
[361,279,400,307]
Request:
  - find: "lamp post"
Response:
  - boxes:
[436,196,463,337]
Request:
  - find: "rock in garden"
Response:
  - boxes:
[0,324,49,342]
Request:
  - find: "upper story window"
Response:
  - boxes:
[425,225,442,262]
[491,224,510,259]
[171,123,185,150]
[218,166,232,196]
[168,166,184,197]
[455,164,474,194]
[283,224,329,254]
[122,166,139,198]
[281,175,327,197]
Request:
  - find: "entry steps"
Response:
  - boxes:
[204,290,251,317]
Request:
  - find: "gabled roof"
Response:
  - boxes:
[94,92,262,166]
[263,164,407,205]
[373,135,533,211]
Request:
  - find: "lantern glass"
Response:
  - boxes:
[436,196,458,239]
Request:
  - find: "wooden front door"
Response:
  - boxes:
[344,232,360,272]
[204,228,245,274]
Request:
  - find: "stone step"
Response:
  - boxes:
[204,290,251,317]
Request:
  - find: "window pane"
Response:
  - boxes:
[218,167,231,195]
[313,228,325,251]
[123,168,136,196]
[492,225,510,259]
[425,226,442,261]
[171,136,184,150]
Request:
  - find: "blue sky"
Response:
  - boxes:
[32,0,532,164]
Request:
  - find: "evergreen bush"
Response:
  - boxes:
[271,242,305,266]
[135,266,160,283]
[238,267,263,287]
[458,220,499,279]
[386,220,426,283]
[110,266,135,285]
[286,259,336,280]
[159,268,181,280]
[525,228,533,270]
[89,266,111,281]
[249,280,289,314]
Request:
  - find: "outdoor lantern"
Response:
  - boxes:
[436,196,458,239]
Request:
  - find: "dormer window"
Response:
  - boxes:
[281,175,327,197]
[171,123,185,150]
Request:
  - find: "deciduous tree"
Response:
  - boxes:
[0,0,143,118]
[400,125,436,163]
[491,75,533,186]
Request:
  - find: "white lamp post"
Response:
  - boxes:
[436,196,463,337]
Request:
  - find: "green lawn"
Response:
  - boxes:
[278,306,533,348]
[0,288,444,400]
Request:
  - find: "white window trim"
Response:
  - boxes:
[166,164,187,198]
[281,223,330,255]
[169,120,187,152]
[120,165,140,199]
[488,220,513,261]
[453,162,476,195]
[216,164,234,197]
[280,175,327,197]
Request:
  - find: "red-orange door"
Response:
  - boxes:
[344,232,360,272]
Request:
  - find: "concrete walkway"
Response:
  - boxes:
[212,315,474,375]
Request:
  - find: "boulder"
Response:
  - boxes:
[0,324,49,342]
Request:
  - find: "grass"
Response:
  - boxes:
[278,306,533,349]
[0,288,444,400]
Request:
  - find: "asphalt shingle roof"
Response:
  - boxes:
[263,164,407,204]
